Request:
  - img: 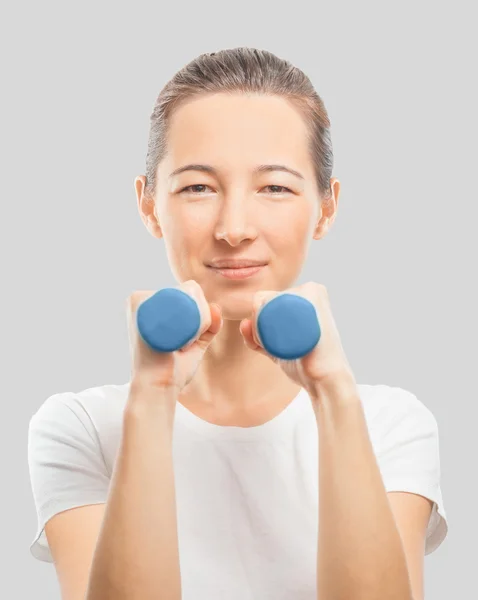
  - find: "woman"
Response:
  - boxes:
[28,47,448,599]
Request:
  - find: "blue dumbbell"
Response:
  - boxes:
[136,288,321,360]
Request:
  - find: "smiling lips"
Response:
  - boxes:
[208,265,266,279]
[206,258,268,280]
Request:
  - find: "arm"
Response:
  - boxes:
[387,491,433,600]
[311,374,414,600]
[86,379,182,600]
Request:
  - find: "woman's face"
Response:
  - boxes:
[136,93,338,320]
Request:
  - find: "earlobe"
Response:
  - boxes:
[152,207,164,238]
[145,213,163,239]
[313,217,329,240]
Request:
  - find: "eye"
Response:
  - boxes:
[178,184,294,195]
[262,185,293,194]
[179,184,213,194]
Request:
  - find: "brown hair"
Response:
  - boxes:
[143,47,334,205]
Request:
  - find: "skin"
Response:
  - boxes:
[130,93,430,599]
[134,92,340,420]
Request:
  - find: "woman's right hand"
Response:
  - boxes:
[126,280,223,393]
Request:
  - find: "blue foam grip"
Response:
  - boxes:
[257,293,321,360]
[136,288,201,353]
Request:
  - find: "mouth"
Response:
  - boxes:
[207,265,267,280]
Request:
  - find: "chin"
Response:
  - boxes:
[207,287,261,320]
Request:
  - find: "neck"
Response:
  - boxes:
[181,317,301,412]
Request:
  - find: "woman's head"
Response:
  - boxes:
[135,47,340,320]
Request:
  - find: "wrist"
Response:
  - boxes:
[309,370,360,410]
[126,378,179,423]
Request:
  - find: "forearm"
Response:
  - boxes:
[86,380,181,600]
[311,374,413,600]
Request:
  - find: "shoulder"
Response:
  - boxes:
[29,381,130,466]
[357,383,439,449]
[27,383,129,564]
[30,381,129,429]
[358,383,436,421]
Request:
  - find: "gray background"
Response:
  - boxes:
[1,0,476,598]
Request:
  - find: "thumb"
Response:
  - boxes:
[195,302,223,351]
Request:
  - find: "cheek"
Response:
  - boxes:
[267,214,311,251]
[163,212,211,274]
[175,215,211,253]
[163,205,209,244]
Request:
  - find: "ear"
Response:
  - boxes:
[313,177,340,240]
[134,175,163,239]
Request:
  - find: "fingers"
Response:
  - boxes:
[240,318,271,360]
[240,318,257,349]
[178,280,213,338]
[208,303,223,335]
[251,290,279,348]
[173,279,215,352]
[195,302,223,351]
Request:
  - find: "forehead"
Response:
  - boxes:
[163,93,312,176]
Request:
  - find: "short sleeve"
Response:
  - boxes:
[28,393,111,563]
[374,388,448,556]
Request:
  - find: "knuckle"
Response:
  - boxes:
[181,279,201,298]
[313,282,327,294]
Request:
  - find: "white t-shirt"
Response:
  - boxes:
[28,381,448,599]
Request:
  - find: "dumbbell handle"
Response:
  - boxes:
[136,288,321,360]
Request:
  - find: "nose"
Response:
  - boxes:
[214,197,257,246]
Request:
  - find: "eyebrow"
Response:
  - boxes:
[169,163,305,181]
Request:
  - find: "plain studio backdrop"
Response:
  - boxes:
[1,1,476,598]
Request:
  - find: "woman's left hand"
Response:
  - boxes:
[239,282,356,396]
